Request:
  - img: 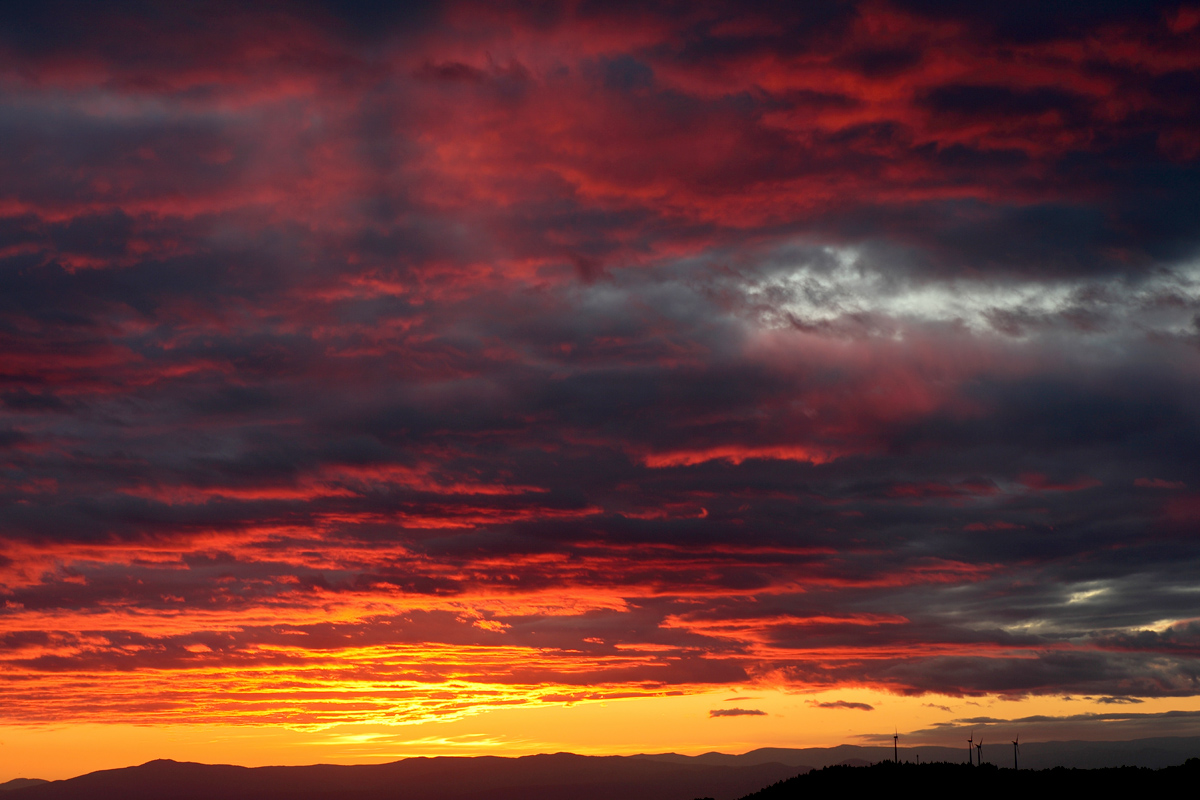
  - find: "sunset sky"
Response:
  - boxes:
[3,0,1200,782]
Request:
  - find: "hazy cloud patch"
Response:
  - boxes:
[709,708,767,718]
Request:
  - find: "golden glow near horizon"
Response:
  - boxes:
[5,689,1200,782]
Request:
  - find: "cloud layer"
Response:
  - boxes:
[1,0,1200,730]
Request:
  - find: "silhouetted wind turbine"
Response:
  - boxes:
[893,729,898,763]
[967,731,974,766]
[975,737,984,765]
[1012,735,1019,770]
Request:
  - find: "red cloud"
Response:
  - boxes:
[0,0,1198,733]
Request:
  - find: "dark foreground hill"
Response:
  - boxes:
[4,753,806,800]
[741,758,1200,800]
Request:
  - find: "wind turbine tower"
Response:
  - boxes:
[967,731,974,766]
[893,729,898,763]
[1012,736,1019,770]
[976,738,984,765]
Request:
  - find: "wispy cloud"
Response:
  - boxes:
[813,701,875,712]
[710,708,767,718]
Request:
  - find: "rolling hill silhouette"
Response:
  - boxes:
[8,737,1200,800]
[741,758,1200,800]
[635,736,1200,770]
[2,753,806,800]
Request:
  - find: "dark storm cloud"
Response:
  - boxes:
[893,0,1184,41]
[920,85,1092,122]
[896,708,1200,745]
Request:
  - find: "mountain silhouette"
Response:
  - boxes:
[2,753,806,800]
[8,736,1200,800]
[635,736,1200,770]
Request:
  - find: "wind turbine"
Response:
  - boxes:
[975,737,984,765]
[893,728,899,763]
[1012,735,1019,770]
[967,731,974,766]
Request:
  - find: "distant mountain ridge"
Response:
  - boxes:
[635,736,1200,770]
[3,753,806,800]
[8,736,1200,800]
